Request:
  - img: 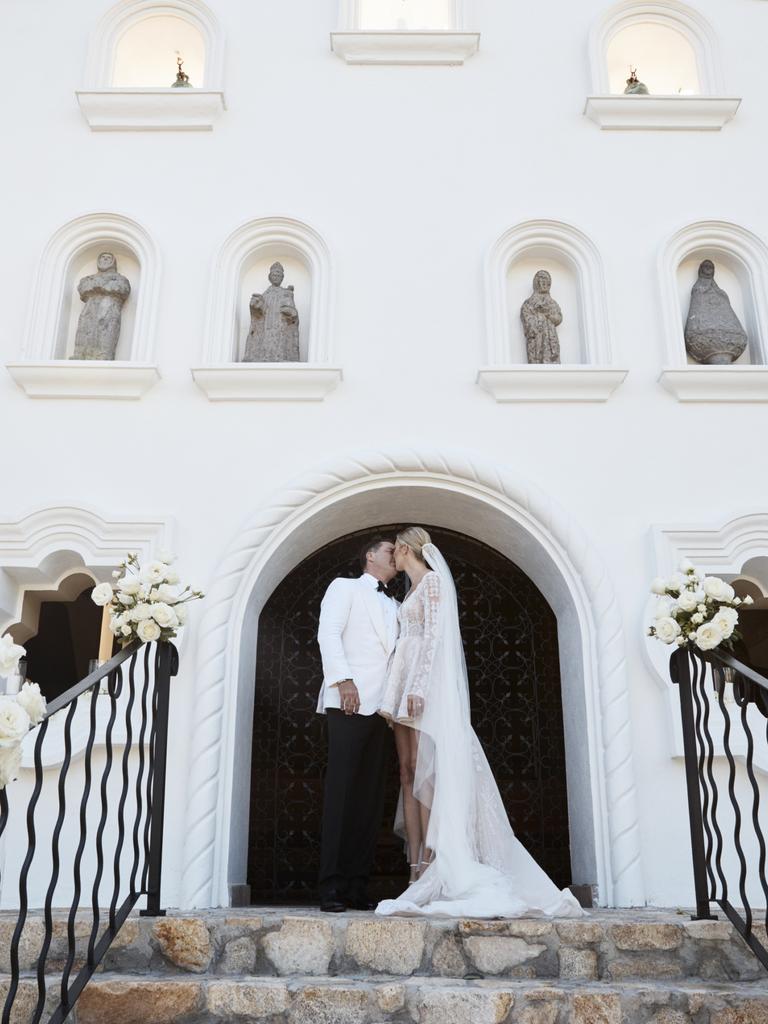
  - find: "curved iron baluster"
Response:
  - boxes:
[716,667,752,933]
[699,659,728,901]
[735,675,768,927]
[3,719,49,1024]
[87,667,121,966]
[690,657,717,898]
[142,655,160,893]
[34,699,78,1023]
[110,652,137,929]
[61,682,100,1006]
[131,645,151,896]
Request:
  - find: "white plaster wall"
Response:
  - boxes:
[0,0,767,910]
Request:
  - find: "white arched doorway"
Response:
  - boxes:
[181,449,645,908]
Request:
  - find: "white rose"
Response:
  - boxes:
[655,597,675,618]
[112,570,121,579]
[154,584,179,605]
[137,618,162,643]
[712,607,738,638]
[650,577,668,595]
[131,603,154,623]
[116,593,134,606]
[118,579,141,596]
[676,636,687,646]
[0,698,30,747]
[151,603,178,629]
[676,590,699,613]
[679,559,695,573]
[15,682,46,727]
[654,617,682,644]
[121,625,132,637]
[744,595,754,605]
[697,604,707,613]
[175,604,187,625]
[164,571,180,585]
[141,561,167,585]
[702,577,735,603]
[691,613,704,625]
[0,744,22,788]
[157,548,176,565]
[694,621,725,651]
[0,634,26,678]
[91,583,114,607]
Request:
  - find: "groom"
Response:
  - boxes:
[316,535,399,912]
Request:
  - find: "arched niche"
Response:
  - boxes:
[7,213,161,398]
[193,217,341,402]
[84,0,223,89]
[332,0,478,65]
[350,0,460,30]
[589,0,722,95]
[659,222,768,381]
[479,221,625,402]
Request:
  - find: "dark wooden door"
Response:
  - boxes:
[247,525,571,903]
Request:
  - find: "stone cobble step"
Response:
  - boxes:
[3,972,768,1024]
[0,908,762,985]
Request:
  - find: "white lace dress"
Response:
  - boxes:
[378,572,440,725]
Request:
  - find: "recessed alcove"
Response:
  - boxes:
[6,213,160,400]
[331,0,479,65]
[477,220,627,402]
[76,0,225,131]
[192,217,342,402]
[584,0,740,131]
[658,221,768,401]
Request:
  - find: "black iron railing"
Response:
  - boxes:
[672,645,768,969]
[0,639,177,1024]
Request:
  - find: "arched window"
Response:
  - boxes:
[332,0,479,65]
[585,1,739,130]
[77,0,225,130]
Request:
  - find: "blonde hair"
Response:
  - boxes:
[396,526,432,563]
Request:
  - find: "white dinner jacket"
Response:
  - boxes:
[316,574,399,716]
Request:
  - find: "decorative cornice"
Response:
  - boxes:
[330,31,480,65]
[76,89,226,131]
[477,366,628,402]
[584,96,740,131]
[191,364,342,402]
[6,361,160,400]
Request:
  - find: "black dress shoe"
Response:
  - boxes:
[320,896,346,913]
[346,897,376,911]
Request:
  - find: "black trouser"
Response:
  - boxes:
[318,708,389,901]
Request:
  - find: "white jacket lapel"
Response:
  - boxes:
[358,577,389,652]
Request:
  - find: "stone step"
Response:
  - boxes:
[0,908,763,984]
[5,972,768,1024]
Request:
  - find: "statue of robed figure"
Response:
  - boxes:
[243,262,301,362]
[71,252,131,361]
[684,259,748,365]
[520,270,563,364]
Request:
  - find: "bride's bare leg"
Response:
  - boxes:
[394,723,422,881]
[408,728,433,874]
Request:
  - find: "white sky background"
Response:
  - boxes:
[112,16,206,87]
[357,0,454,30]
[607,24,700,94]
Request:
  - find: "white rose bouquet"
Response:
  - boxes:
[647,561,750,652]
[93,551,204,648]
[0,636,48,789]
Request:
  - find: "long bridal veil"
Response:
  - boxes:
[377,543,583,919]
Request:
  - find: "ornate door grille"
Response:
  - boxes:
[248,525,571,903]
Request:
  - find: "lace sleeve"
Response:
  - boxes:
[407,572,441,700]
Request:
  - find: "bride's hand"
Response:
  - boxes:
[407,694,425,718]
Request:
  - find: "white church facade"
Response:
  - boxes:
[1,0,767,917]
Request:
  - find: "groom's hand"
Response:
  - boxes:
[336,679,360,715]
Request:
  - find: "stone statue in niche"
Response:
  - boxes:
[172,55,192,88]
[624,68,649,95]
[685,259,748,364]
[71,252,131,361]
[520,270,562,364]
[243,262,301,362]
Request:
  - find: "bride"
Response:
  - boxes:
[376,527,583,919]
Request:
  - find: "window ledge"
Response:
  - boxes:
[584,95,741,131]
[330,30,480,65]
[6,361,161,399]
[659,366,768,402]
[76,89,226,131]
[191,364,343,402]
[477,365,628,403]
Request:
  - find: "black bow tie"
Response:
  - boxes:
[377,581,396,599]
